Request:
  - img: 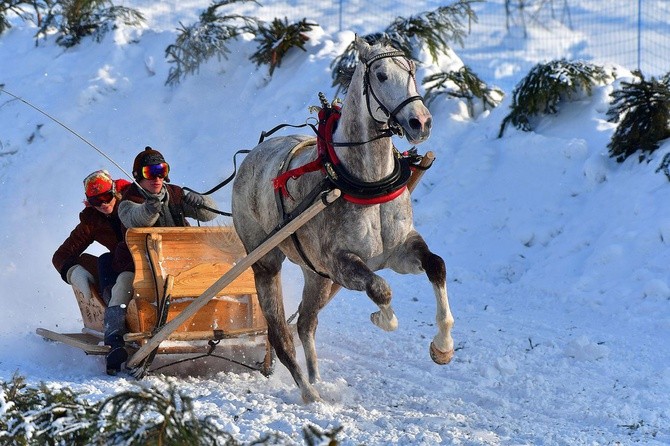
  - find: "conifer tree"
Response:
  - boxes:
[606,70,670,162]
[498,59,610,137]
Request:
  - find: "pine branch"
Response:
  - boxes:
[423,65,503,116]
[165,0,259,86]
[250,17,316,76]
[498,59,610,137]
[606,70,670,162]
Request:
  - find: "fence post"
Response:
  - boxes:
[637,0,642,71]
[339,0,343,32]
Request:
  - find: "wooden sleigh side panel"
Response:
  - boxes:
[124,227,266,343]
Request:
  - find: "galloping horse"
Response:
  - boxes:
[232,36,454,403]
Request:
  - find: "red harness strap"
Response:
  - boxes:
[272,157,322,197]
[272,105,409,204]
[272,106,340,197]
[344,184,407,204]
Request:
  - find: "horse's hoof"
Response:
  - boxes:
[301,387,322,404]
[430,342,454,365]
[370,311,398,331]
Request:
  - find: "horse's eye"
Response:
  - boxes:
[376,72,388,83]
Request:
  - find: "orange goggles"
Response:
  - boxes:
[87,191,115,207]
[141,162,169,180]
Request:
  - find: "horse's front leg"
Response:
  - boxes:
[252,250,321,403]
[388,231,455,365]
[331,252,398,332]
[297,268,335,383]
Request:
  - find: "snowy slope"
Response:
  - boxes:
[0,1,668,444]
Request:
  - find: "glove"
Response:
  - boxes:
[183,190,205,208]
[67,265,94,301]
[145,188,166,213]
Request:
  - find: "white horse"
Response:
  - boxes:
[232,36,454,403]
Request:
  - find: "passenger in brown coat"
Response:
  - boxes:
[52,170,131,304]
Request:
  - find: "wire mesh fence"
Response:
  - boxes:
[256,0,669,77]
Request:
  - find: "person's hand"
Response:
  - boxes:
[183,190,205,208]
[145,188,166,213]
[67,265,94,301]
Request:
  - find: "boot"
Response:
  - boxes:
[104,305,128,375]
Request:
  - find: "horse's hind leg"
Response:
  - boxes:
[332,252,398,332]
[388,231,455,365]
[297,269,334,383]
[252,249,321,403]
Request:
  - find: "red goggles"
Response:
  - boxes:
[141,162,170,180]
[87,191,115,207]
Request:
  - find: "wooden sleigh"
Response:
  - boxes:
[36,151,434,378]
[36,187,342,377]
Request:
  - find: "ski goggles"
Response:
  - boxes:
[141,162,170,180]
[87,191,115,207]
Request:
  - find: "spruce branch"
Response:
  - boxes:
[250,17,316,76]
[423,65,503,116]
[35,0,144,48]
[97,380,235,445]
[0,374,97,445]
[606,70,670,163]
[498,59,610,137]
[386,0,479,63]
[165,0,259,86]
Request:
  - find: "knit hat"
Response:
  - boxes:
[132,146,170,182]
[83,170,114,197]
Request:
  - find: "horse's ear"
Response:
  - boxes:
[354,35,370,60]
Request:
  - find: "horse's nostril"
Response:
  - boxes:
[426,117,433,130]
[409,118,421,130]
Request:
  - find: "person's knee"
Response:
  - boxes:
[108,272,134,306]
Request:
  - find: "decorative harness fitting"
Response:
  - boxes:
[273,50,425,205]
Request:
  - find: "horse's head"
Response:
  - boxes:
[355,36,432,144]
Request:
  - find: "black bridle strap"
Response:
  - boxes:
[388,95,424,121]
[362,51,424,128]
[331,128,394,147]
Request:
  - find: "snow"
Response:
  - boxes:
[1,1,669,444]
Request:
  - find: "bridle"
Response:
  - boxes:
[271,49,428,202]
[360,50,424,138]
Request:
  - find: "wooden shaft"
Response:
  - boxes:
[328,150,435,299]
[125,328,267,342]
[127,188,341,368]
[406,151,435,192]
